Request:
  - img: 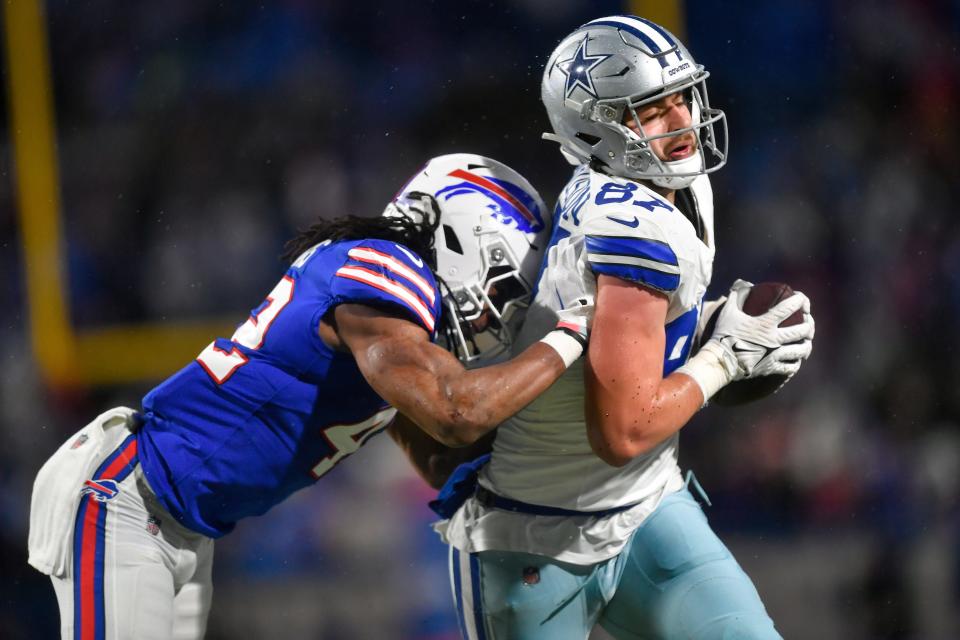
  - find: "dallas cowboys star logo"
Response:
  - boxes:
[557,36,611,99]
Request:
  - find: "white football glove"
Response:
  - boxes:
[694,295,727,348]
[538,236,595,367]
[678,279,815,403]
[711,279,814,378]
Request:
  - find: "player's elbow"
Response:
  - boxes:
[592,445,633,468]
[431,428,473,448]
[598,439,665,466]
[588,436,650,467]
[586,416,661,467]
[429,414,488,448]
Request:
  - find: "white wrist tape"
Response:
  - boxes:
[539,328,585,368]
[675,341,736,405]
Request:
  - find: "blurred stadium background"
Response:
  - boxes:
[2,0,959,638]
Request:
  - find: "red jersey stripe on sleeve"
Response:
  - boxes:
[347,247,436,301]
[335,266,436,332]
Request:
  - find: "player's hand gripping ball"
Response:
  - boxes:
[701,282,805,406]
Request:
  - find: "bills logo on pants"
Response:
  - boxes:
[73,434,138,640]
[80,479,120,503]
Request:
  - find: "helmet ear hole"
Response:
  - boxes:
[443,224,464,255]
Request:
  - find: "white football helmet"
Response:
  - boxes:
[383,154,550,363]
[541,15,728,188]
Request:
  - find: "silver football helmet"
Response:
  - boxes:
[383,154,550,364]
[541,15,728,188]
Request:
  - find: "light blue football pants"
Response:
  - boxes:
[449,488,781,639]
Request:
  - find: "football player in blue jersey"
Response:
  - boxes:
[28,153,593,640]
[435,17,816,640]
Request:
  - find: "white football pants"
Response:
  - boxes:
[48,433,214,640]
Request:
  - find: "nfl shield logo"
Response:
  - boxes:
[522,566,540,586]
[146,515,161,536]
[70,434,89,449]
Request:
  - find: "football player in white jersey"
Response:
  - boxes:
[434,16,815,640]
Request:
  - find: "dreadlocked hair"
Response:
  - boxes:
[281,192,441,269]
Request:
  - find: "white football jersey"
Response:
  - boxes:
[439,165,716,563]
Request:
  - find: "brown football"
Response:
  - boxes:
[700,282,804,407]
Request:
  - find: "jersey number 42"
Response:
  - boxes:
[196,276,295,384]
[195,275,394,480]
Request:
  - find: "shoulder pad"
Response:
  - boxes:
[330,239,441,334]
[579,179,682,293]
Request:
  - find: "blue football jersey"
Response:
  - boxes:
[138,238,442,537]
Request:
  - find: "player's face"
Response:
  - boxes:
[625,90,698,163]
[467,282,505,332]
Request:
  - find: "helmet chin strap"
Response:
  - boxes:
[650,150,702,189]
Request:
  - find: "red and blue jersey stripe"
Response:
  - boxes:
[72,433,139,640]
[334,242,440,334]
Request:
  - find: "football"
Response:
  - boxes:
[701,282,804,407]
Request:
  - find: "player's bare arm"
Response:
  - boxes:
[586,274,814,467]
[331,303,570,447]
[386,413,496,489]
[585,275,704,466]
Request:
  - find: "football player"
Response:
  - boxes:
[436,17,815,640]
[28,154,592,640]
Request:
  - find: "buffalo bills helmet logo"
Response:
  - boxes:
[436,169,545,234]
[81,478,120,502]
